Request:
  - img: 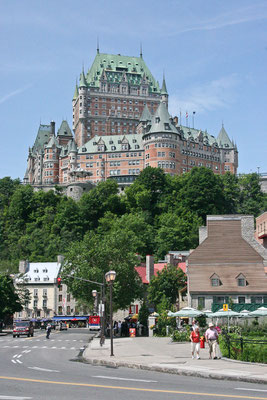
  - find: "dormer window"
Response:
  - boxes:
[43,268,48,273]
[34,268,39,273]
[236,273,247,287]
[210,273,221,287]
[98,145,105,152]
[155,117,160,123]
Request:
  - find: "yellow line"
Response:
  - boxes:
[0,376,266,399]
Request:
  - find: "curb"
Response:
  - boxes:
[81,356,267,385]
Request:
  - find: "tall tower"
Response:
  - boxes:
[72,50,162,147]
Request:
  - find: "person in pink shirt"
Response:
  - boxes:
[205,322,219,359]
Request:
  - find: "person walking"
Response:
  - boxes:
[205,322,219,359]
[190,326,200,359]
[46,323,52,339]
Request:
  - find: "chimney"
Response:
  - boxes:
[51,120,55,136]
[19,260,28,274]
[166,253,174,265]
[57,255,64,264]
[199,226,208,244]
[146,255,154,283]
[173,116,178,125]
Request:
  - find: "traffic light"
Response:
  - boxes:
[57,277,62,288]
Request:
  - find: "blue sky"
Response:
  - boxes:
[0,0,266,179]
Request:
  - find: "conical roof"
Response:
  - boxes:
[68,139,78,153]
[140,104,152,122]
[161,75,168,95]
[148,102,178,134]
[79,70,87,88]
[217,124,233,148]
[57,120,73,137]
[73,82,78,100]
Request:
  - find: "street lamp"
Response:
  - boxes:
[92,290,98,314]
[105,270,116,357]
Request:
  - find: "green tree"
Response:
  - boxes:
[177,167,226,222]
[78,180,125,232]
[221,172,240,214]
[148,264,186,310]
[124,167,170,221]
[155,210,201,259]
[238,173,265,216]
[61,229,143,311]
[0,274,22,321]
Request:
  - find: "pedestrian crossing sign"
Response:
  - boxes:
[223,304,228,311]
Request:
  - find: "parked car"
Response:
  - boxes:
[59,322,68,331]
[13,321,34,338]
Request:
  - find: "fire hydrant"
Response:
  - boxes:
[200,336,205,348]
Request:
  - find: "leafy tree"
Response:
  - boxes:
[221,172,240,214]
[138,300,150,328]
[177,167,226,222]
[0,274,22,321]
[61,229,143,311]
[155,210,201,259]
[148,264,186,310]
[238,173,265,216]
[0,177,20,210]
[97,211,155,257]
[124,167,170,220]
[78,180,125,232]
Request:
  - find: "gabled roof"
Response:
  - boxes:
[217,124,233,148]
[46,135,60,149]
[68,139,78,153]
[79,69,87,88]
[148,102,178,134]
[32,124,52,153]
[57,120,73,137]
[85,52,160,93]
[18,262,61,284]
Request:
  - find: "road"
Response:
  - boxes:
[0,328,266,400]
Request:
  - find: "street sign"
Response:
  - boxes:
[223,304,228,311]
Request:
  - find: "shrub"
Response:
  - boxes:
[172,326,190,342]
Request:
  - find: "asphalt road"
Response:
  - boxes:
[0,329,266,400]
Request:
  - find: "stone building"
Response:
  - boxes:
[187,215,267,311]
[14,257,82,320]
[24,50,238,197]
[255,212,267,248]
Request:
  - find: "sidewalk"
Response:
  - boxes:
[83,336,267,384]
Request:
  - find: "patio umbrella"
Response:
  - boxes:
[210,309,240,318]
[203,309,213,316]
[168,307,204,318]
[238,309,251,318]
[248,307,267,317]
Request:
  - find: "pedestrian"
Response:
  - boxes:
[191,319,199,332]
[46,323,52,339]
[190,326,200,359]
[118,320,122,337]
[205,322,219,359]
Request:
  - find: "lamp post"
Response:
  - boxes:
[105,270,116,357]
[92,289,98,314]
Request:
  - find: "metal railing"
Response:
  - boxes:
[224,335,267,361]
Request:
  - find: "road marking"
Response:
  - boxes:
[236,388,267,393]
[92,375,158,383]
[28,367,60,373]
[11,361,16,364]
[0,376,266,399]
[22,350,31,354]
[13,355,18,358]
[60,347,66,349]
[0,396,32,399]
[16,360,22,364]
[17,355,22,358]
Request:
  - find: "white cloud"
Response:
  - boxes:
[0,85,32,105]
[169,75,239,116]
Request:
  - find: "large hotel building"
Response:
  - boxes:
[24,50,238,198]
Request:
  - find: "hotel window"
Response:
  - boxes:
[198,297,205,309]
[58,295,62,302]
[210,274,221,287]
[236,274,247,287]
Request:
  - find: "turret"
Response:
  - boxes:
[160,74,168,108]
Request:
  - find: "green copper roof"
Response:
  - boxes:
[79,133,143,154]
[57,120,73,137]
[161,75,168,95]
[79,70,87,88]
[140,104,152,122]
[46,135,60,149]
[148,102,178,134]
[69,139,78,153]
[32,124,52,153]
[73,82,78,100]
[85,52,160,93]
[217,124,233,148]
